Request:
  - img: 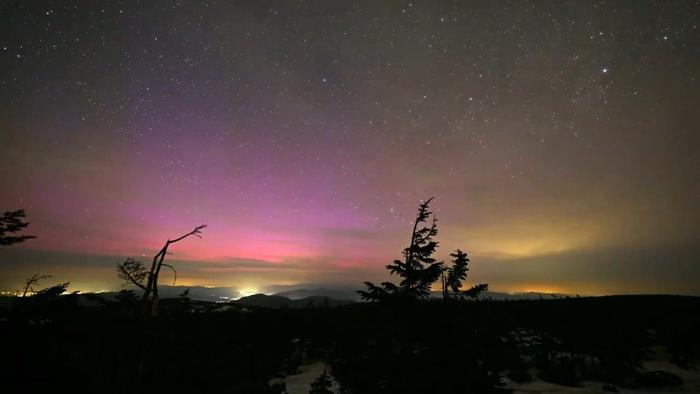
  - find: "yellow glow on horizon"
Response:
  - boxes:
[445,218,602,260]
[518,286,566,294]
[238,287,261,297]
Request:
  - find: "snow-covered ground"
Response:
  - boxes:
[281,361,340,394]
[505,361,700,394]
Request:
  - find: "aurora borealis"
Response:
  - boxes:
[1,1,699,295]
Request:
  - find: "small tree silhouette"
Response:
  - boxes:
[359,197,443,301]
[441,249,489,300]
[442,249,468,300]
[310,370,334,394]
[1,209,36,246]
[116,225,206,315]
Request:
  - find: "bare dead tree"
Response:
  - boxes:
[116,224,206,315]
[22,273,52,297]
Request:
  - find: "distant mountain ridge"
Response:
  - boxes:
[56,286,241,303]
[272,287,574,301]
[10,284,574,304]
[472,291,572,300]
[234,293,354,309]
[275,287,361,301]
[182,287,575,306]
[120,285,241,301]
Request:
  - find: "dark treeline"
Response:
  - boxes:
[0,293,698,393]
[1,204,699,393]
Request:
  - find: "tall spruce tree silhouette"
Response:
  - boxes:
[359,197,444,301]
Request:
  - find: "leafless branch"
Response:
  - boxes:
[168,224,207,244]
[22,273,52,297]
[120,224,207,316]
[160,263,177,286]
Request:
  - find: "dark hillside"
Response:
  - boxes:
[0,295,698,393]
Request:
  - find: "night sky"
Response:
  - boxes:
[1,1,699,296]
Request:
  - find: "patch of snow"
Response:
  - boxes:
[284,361,340,394]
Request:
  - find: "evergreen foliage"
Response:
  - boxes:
[360,198,488,302]
[0,209,36,246]
[359,198,443,301]
[442,249,489,300]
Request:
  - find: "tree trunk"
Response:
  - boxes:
[441,273,448,300]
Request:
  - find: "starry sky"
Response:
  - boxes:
[1,1,699,295]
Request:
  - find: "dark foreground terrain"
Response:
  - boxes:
[1,294,698,393]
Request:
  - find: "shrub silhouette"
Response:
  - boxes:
[33,282,70,299]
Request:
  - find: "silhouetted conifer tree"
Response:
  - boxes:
[1,209,36,246]
[441,249,489,300]
[442,249,469,299]
[359,197,443,300]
